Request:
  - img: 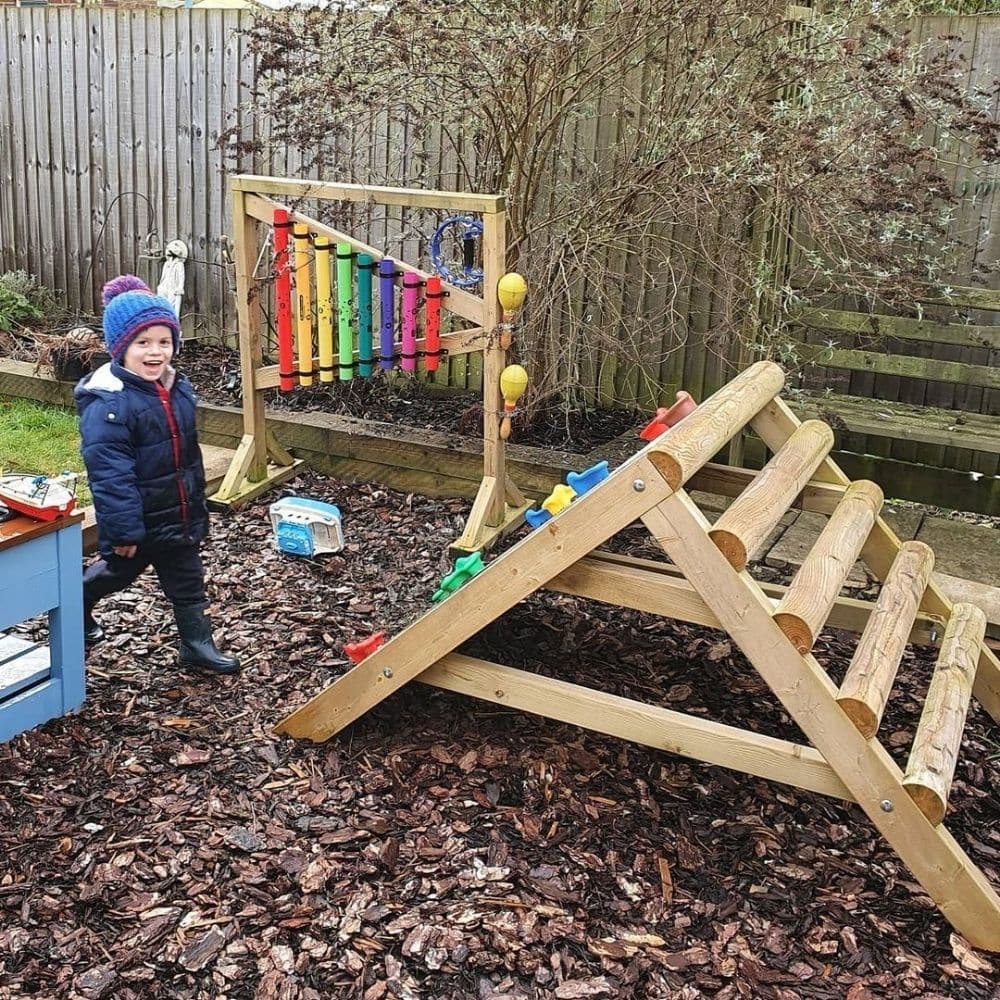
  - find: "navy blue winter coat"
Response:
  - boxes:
[75,362,209,555]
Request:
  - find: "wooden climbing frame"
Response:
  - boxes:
[213,174,530,554]
[276,361,1000,950]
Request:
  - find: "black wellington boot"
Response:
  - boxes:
[173,603,241,675]
[84,609,104,646]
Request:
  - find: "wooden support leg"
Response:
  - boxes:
[266,428,295,467]
[505,473,527,508]
[213,434,257,502]
[210,433,303,509]
[212,184,305,510]
[450,476,499,554]
[449,475,531,557]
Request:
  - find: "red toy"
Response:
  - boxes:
[639,391,697,441]
[344,632,386,664]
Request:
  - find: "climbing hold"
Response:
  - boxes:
[567,460,609,496]
[541,483,576,517]
[344,632,386,664]
[525,507,552,529]
[432,552,485,602]
[639,391,697,441]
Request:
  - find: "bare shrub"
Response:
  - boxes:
[227,1,999,413]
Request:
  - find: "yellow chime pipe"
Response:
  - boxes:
[314,237,334,383]
[293,224,313,386]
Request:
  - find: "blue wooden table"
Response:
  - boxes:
[0,511,85,742]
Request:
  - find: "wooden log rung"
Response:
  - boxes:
[708,419,834,571]
[773,480,883,653]
[902,602,987,826]
[648,361,784,490]
[836,541,935,739]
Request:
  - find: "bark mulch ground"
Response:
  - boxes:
[2,469,1000,999]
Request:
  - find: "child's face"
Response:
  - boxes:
[122,325,175,382]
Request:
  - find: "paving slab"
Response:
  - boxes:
[915,516,1000,586]
[881,504,924,542]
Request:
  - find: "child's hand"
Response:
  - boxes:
[113,544,138,558]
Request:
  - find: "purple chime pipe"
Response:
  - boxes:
[379,258,396,371]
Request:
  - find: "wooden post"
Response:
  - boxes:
[211,186,303,507]
[233,187,267,483]
[450,208,531,554]
[902,602,986,825]
[773,480,883,653]
[481,208,506,528]
[837,541,935,739]
[709,419,833,571]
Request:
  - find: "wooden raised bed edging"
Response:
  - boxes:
[0,359,577,502]
[4,357,998,515]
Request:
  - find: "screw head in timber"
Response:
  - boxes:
[383,667,394,679]
[633,479,646,492]
[880,799,893,812]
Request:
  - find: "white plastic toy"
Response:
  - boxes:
[269,497,344,557]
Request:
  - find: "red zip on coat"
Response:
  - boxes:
[156,382,190,533]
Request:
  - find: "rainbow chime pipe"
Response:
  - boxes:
[270,211,449,389]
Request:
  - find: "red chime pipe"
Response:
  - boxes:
[424,276,443,373]
[273,208,295,392]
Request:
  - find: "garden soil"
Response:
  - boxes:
[2,469,1000,999]
[181,343,641,454]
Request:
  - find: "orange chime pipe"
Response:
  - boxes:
[293,223,314,387]
[273,208,295,392]
[314,237,335,383]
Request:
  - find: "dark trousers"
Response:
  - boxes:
[83,542,207,611]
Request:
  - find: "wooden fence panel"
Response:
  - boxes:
[0,5,996,436]
[0,7,254,336]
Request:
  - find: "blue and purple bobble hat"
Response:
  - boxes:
[101,275,181,363]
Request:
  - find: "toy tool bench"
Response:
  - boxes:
[0,511,85,742]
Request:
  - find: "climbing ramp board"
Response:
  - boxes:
[276,361,1000,951]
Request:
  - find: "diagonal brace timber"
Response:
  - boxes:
[276,453,677,741]
[420,653,853,801]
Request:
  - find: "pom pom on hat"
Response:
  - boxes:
[101,274,181,362]
[102,274,151,306]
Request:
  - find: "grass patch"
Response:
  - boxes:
[0,396,91,505]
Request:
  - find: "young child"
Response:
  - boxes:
[76,275,239,675]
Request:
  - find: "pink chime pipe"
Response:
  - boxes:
[401,271,420,373]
